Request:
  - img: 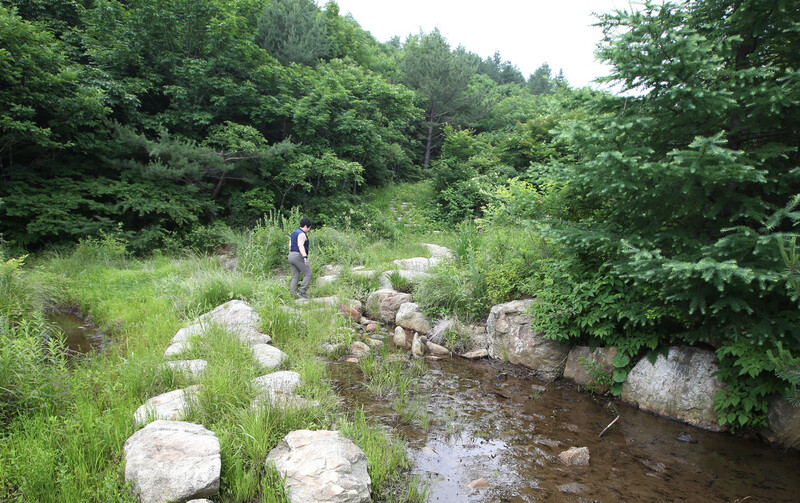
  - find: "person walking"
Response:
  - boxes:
[288,217,313,299]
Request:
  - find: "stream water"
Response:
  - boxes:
[329,349,800,502]
[47,308,109,357]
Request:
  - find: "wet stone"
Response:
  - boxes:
[467,477,489,489]
[558,482,586,494]
[558,446,590,466]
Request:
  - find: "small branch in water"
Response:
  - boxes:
[598,415,620,438]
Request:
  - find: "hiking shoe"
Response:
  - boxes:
[296,291,309,299]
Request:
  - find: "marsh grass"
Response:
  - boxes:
[1,227,431,502]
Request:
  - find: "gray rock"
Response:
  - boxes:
[266,430,371,503]
[172,323,205,344]
[380,270,431,290]
[460,349,488,360]
[164,342,191,359]
[351,269,377,279]
[486,300,570,381]
[378,272,393,290]
[564,346,617,393]
[425,340,451,357]
[411,333,427,358]
[173,300,271,347]
[164,359,208,381]
[251,344,289,370]
[558,446,590,466]
[366,289,412,324]
[367,338,384,348]
[124,420,220,503]
[134,386,200,426]
[621,346,725,431]
[421,243,454,261]
[321,342,346,356]
[557,482,586,494]
[251,371,318,411]
[394,326,410,349]
[395,302,431,334]
[350,341,371,357]
[317,275,338,286]
[322,264,344,276]
[253,391,318,411]
[254,371,301,395]
[393,257,430,272]
[761,396,800,450]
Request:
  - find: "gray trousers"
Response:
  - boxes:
[288,251,312,294]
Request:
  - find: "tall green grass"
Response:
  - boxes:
[0,236,425,502]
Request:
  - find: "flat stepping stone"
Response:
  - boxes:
[253,391,318,411]
[172,300,271,347]
[252,371,318,410]
[134,385,199,426]
[392,257,430,272]
[164,359,208,381]
[266,430,371,503]
[164,341,191,358]
[252,344,288,370]
[124,420,220,503]
[254,371,301,394]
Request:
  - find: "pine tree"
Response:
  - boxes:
[538,0,800,427]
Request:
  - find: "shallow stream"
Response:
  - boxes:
[329,351,800,502]
[47,308,109,357]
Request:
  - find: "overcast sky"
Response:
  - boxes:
[332,0,639,90]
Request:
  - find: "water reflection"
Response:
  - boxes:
[330,353,800,502]
[47,308,108,356]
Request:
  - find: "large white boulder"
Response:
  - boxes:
[252,344,289,370]
[392,257,430,272]
[254,371,301,395]
[173,300,271,347]
[366,289,412,324]
[395,302,431,334]
[266,430,371,503]
[134,386,200,426]
[379,270,431,290]
[124,420,220,503]
[486,300,570,381]
[252,371,317,410]
[621,346,726,431]
[164,359,208,382]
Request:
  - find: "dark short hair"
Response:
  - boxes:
[299,217,313,228]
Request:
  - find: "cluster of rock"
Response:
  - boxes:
[124,300,372,503]
[328,242,799,449]
[479,300,799,447]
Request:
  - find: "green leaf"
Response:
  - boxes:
[611,353,630,367]
[612,368,628,383]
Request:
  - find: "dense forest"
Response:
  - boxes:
[2,0,800,442]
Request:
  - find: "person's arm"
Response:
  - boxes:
[298,233,308,262]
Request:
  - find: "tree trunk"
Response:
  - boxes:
[211,167,226,200]
[423,123,434,169]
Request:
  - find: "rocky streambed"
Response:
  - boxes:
[330,350,800,502]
